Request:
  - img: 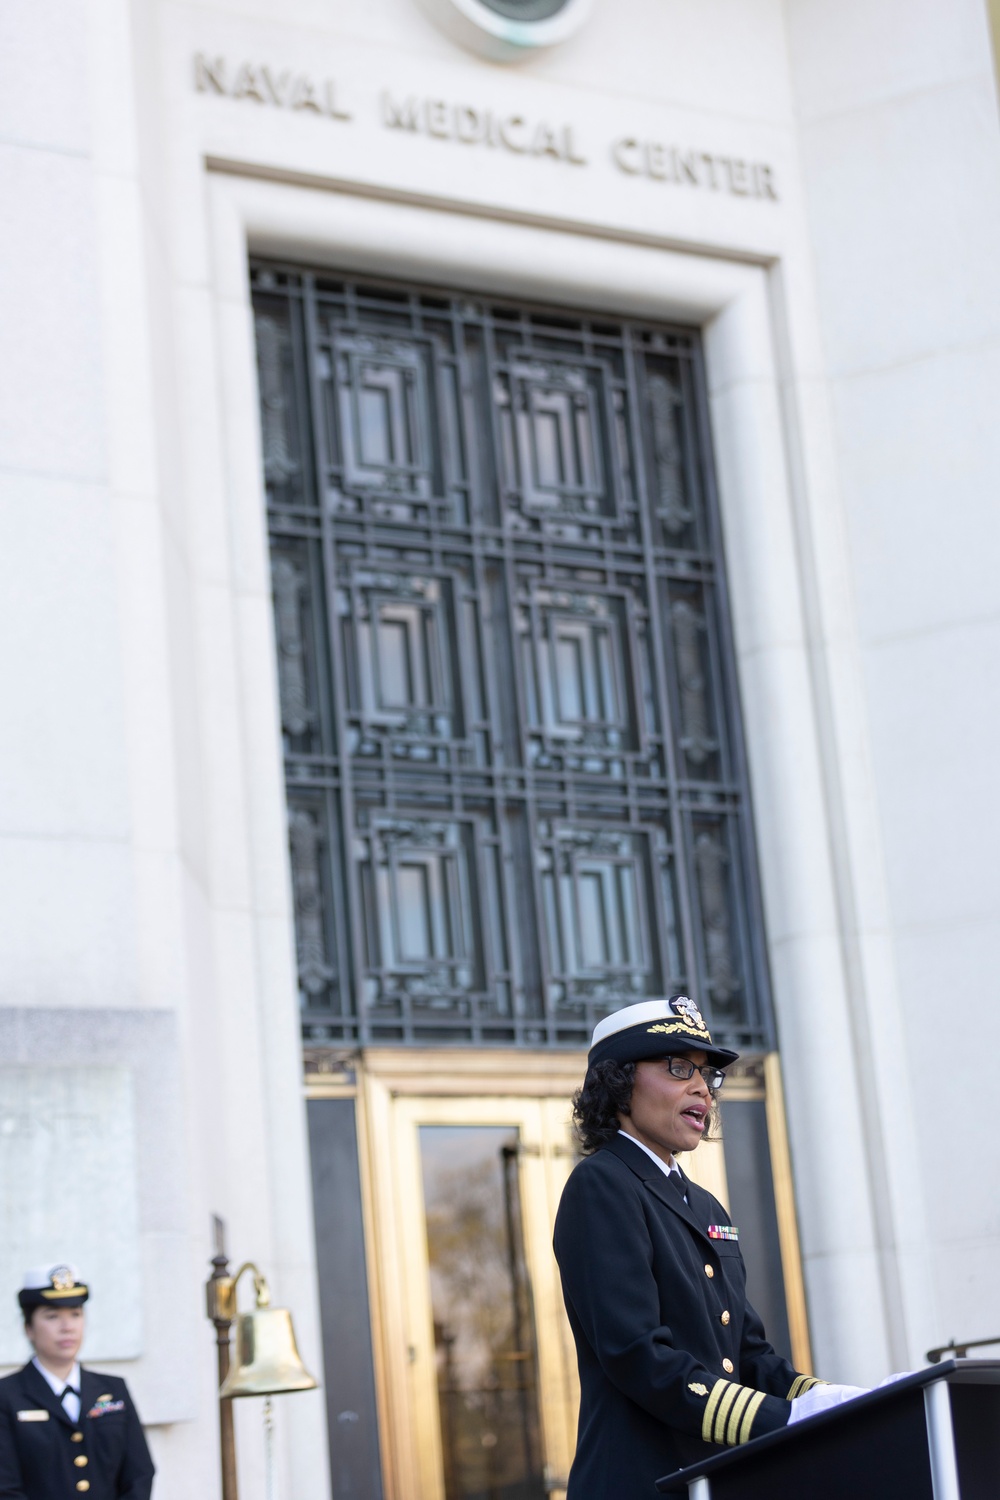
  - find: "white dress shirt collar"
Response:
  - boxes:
[617,1129,687,1195]
[32,1357,81,1422]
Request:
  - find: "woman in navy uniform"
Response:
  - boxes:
[0,1265,155,1500]
[553,997,843,1498]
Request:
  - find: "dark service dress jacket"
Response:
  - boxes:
[553,1133,821,1498]
[0,1363,155,1500]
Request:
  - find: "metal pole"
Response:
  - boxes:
[208,1219,239,1500]
[263,1397,276,1500]
[924,1378,961,1500]
[689,1478,712,1500]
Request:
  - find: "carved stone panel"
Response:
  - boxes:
[338,567,470,757]
[356,816,486,1016]
[518,584,657,776]
[692,818,743,1015]
[671,595,720,774]
[272,553,313,738]
[329,332,444,521]
[289,801,338,1008]
[0,1068,142,1363]
[255,311,303,494]
[537,824,681,1015]
[496,354,625,536]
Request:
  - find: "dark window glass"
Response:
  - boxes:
[252,265,774,1051]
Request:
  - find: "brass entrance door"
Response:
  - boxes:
[361,1058,580,1500]
[401,1098,575,1500]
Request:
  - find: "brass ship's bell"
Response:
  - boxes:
[218,1266,318,1399]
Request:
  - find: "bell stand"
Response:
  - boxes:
[205,1217,320,1500]
[207,1217,240,1500]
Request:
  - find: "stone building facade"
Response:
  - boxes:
[3,2,1000,1496]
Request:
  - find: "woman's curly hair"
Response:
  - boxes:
[572,1057,722,1155]
[572,1059,637,1154]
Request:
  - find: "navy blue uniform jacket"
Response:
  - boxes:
[554,1133,820,1498]
[0,1364,154,1500]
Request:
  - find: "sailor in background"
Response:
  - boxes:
[553,997,868,1498]
[0,1266,155,1500]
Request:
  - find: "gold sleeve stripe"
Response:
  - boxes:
[701,1380,729,1443]
[787,1375,826,1400]
[724,1387,754,1445]
[712,1383,741,1444]
[738,1390,766,1444]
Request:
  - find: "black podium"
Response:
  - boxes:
[656,1360,1000,1500]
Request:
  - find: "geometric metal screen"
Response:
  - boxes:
[251,262,775,1051]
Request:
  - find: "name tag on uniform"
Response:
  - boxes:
[707,1224,739,1241]
[17,1410,50,1422]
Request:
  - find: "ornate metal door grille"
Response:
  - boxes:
[252,263,775,1052]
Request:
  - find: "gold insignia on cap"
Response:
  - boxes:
[688,1382,709,1396]
[646,996,712,1041]
[647,1020,711,1040]
[50,1267,74,1291]
[671,995,707,1030]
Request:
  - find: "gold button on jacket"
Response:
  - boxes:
[723,1358,734,1373]
[76,1484,90,1493]
[704,1264,714,1278]
[71,1431,84,1442]
[721,1310,731,1325]
[75,1454,88,1467]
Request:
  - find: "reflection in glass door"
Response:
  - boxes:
[420,1127,545,1500]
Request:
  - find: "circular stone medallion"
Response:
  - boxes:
[416,0,592,60]
[478,0,572,18]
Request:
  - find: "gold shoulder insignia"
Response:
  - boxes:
[688,1382,709,1396]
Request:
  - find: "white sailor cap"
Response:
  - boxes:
[18,1264,89,1312]
[588,995,739,1071]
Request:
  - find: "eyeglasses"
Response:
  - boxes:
[665,1057,726,1091]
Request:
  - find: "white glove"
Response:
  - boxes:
[874,1370,923,1387]
[787,1383,869,1425]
